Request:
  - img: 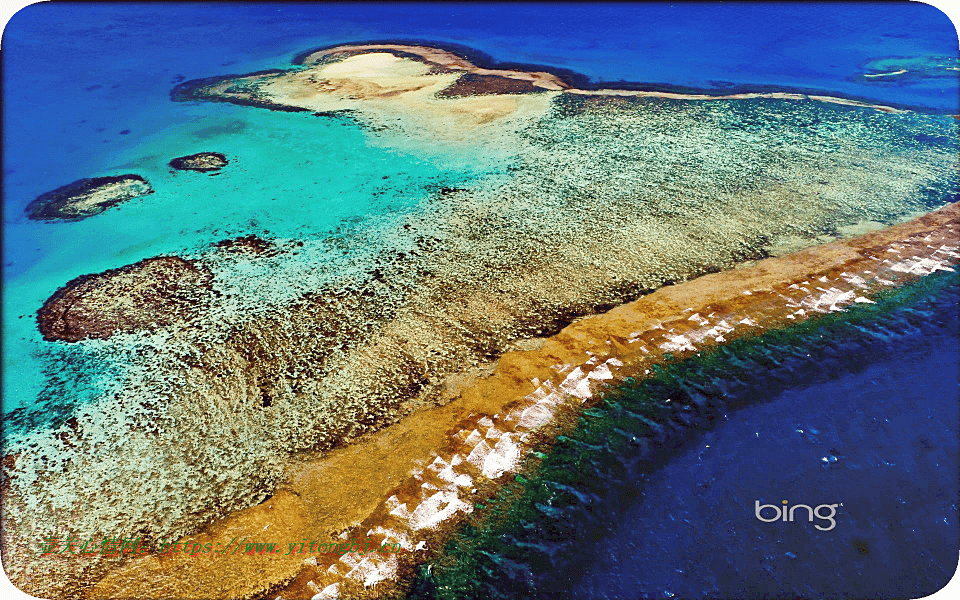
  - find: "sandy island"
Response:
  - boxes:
[173,42,911,122]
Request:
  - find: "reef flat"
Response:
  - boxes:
[173,42,912,126]
[2,43,958,599]
[25,175,153,222]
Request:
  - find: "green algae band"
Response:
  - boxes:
[417,270,960,600]
[25,174,154,222]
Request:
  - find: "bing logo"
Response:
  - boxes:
[755,500,839,531]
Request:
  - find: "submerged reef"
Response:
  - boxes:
[169,152,229,172]
[170,68,314,113]
[4,43,960,599]
[36,256,213,342]
[856,55,960,83]
[25,174,153,221]
[212,233,280,256]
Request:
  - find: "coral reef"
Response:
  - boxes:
[436,73,544,98]
[25,175,153,222]
[87,204,960,600]
[169,152,229,172]
[36,257,214,342]
[4,42,959,600]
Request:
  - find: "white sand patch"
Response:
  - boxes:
[320,53,432,79]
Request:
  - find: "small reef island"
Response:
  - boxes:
[2,37,958,600]
[25,174,153,222]
[169,151,229,172]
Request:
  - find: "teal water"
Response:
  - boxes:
[1,5,958,596]
[2,98,507,420]
[3,5,513,423]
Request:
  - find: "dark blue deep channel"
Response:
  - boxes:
[573,320,960,599]
[411,273,960,600]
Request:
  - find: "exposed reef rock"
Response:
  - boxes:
[169,152,229,172]
[170,41,912,129]
[169,43,567,139]
[36,257,213,342]
[436,73,543,98]
[25,175,154,222]
[170,68,313,113]
[7,40,959,600]
[291,42,570,90]
[212,234,280,256]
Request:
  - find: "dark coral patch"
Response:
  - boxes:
[213,234,281,257]
[169,152,229,172]
[37,256,214,342]
[437,73,543,98]
[25,175,153,222]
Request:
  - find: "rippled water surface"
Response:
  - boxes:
[574,334,959,599]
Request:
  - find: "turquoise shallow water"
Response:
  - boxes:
[1,4,509,419]
[2,95,505,418]
[6,116,446,410]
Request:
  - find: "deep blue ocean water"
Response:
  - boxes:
[568,277,960,599]
[573,333,960,599]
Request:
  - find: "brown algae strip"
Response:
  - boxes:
[86,203,959,600]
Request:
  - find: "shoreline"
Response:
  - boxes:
[85,203,959,600]
[420,268,960,598]
[168,41,934,118]
[285,40,941,114]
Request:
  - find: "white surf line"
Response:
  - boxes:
[296,226,959,599]
[863,69,908,78]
